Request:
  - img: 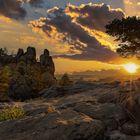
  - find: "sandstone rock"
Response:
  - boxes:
[42,83,97,98]
[121,122,140,136]
[0,109,105,140]
[74,103,126,129]
[0,47,56,100]
[107,130,140,140]
[106,131,126,140]
[40,49,55,75]
[15,48,24,62]
[24,46,36,64]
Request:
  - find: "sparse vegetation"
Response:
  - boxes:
[0,66,12,101]
[59,73,72,86]
[0,47,55,101]
[0,106,25,122]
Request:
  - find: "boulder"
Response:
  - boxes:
[74,103,126,130]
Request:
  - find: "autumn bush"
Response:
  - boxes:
[0,106,25,122]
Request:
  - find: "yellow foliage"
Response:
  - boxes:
[0,106,25,122]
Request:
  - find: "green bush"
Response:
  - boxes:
[0,106,25,122]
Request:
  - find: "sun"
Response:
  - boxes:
[123,63,139,74]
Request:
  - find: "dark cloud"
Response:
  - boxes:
[0,0,26,19]
[0,0,44,19]
[30,4,125,62]
[67,4,124,31]
[28,0,44,7]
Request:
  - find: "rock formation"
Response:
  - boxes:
[40,49,55,75]
[0,46,56,100]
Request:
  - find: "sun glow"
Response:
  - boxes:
[123,63,139,73]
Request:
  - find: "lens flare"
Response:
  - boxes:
[123,63,139,73]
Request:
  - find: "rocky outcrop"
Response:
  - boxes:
[15,47,36,64]
[0,81,140,139]
[0,46,56,101]
[40,49,55,75]
[0,47,54,69]
[0,106,105,140]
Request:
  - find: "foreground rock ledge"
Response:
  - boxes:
[0,109,104,140]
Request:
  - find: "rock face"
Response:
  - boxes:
[0,109,105,140]
[0,81,140,139]
[40,49,55,75]
[0,46,56,100]
[15,47,36,64]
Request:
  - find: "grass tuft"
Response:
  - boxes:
[0,106,25,122]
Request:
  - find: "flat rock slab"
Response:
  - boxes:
[0,109,105,140]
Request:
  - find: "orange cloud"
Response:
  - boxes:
[30,3,124,63]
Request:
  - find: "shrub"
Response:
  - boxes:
[59,73,72,86]
[0,106,25,122]
[0,66,12,101]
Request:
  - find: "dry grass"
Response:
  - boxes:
[0,106,25,122]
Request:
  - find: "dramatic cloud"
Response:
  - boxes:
[21,0,43,7]
[0,0,26,19]
[0,0,44,19]
[30,3,124,63]
[66,3,124,31]
[28,0,43,7]
[123,0,140,16]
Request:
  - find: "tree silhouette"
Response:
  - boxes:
[106,16,140,58]
[59,73,72,86]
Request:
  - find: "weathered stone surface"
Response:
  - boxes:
[15,48,24,62]
[74,103,126,121]
[40,49,55,75]
[121,122,140,136]
[0,109,105,140]
[1,79,140,139]
[42,83,97,98]
[24,46,36,63]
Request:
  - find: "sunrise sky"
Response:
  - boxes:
[0,0,140,73]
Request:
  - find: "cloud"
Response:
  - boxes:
[66,3,124,31]
[0,0,45,19]
[28,0,44,7]
[123,0,140,16]
[30,3,124,63]
[0,0,26,19]
[21,0,44,7]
